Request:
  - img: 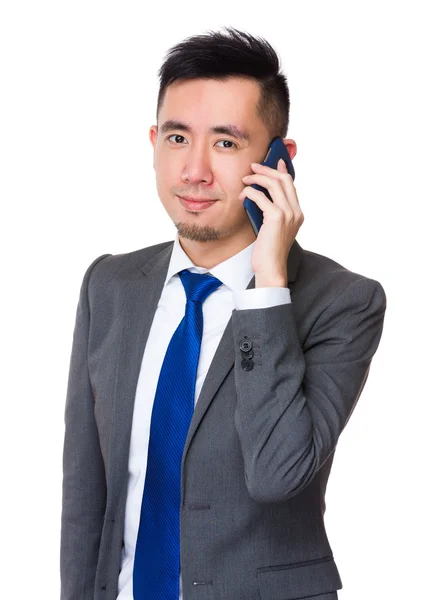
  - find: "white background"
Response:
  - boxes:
[1,1,425,598]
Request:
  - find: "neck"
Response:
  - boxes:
[178,229,256,270]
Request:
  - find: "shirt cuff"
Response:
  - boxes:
[233,287,291,310]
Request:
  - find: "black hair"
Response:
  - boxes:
[156,26,290,139]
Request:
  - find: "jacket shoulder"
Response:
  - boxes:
[87,239,173,277]
[298,245,386,303]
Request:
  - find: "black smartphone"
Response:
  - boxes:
[243,137,295,236]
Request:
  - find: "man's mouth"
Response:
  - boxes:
[178,196,218,210]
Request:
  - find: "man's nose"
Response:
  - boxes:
[182,147,214,185]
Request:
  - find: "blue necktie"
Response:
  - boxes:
[133,269,223,599]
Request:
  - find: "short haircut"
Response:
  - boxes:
[156,27,290,139]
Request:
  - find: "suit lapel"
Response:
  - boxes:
[108,238,302,508]
[107,243,174,510]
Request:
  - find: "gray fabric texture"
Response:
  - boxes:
[60,238,387,600]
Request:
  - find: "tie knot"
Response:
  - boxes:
[179,269,223,304]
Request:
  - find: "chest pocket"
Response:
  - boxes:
[256,555,342,600]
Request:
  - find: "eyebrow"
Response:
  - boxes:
[159,120,250,142]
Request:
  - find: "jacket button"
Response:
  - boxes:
[240,349,254,359]
[239,339,252,352]
[241,358,254,371]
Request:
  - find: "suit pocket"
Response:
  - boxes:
[256,555,342,600]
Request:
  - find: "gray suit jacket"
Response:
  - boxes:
[60,238,387,600]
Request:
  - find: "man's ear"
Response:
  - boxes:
[282,138,297,161]
[149,125,158,168]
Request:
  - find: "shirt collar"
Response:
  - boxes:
[164,232,256,291]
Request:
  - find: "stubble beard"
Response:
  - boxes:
[174,220,224,242]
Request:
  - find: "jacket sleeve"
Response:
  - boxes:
[60,254,111,600]
[231,277,387,503]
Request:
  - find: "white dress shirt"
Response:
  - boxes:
[116,232,291,599]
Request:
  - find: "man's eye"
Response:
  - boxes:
[216,140,237,149]
[166,136,236,148]
[167,134,187,144]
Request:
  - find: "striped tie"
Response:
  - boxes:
[133,269,223,599]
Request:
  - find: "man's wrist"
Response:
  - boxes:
[255,275,288,288]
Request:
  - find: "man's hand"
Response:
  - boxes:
[239,158,304,288]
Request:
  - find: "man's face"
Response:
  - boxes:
[149,77,273,244]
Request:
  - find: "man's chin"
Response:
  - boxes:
[175,221,222,242]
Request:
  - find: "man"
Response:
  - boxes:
[60,27,387,600]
